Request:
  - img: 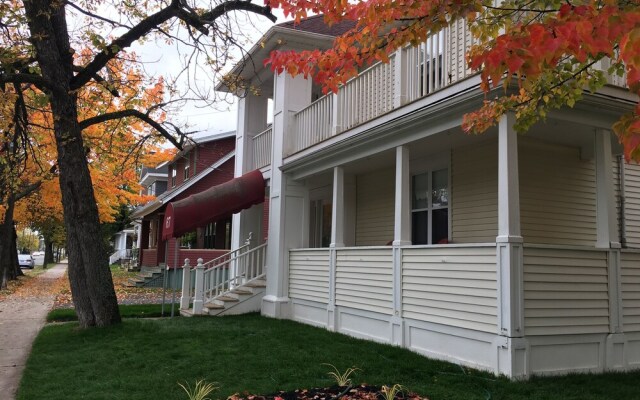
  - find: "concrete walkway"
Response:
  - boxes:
[0,263,67,400]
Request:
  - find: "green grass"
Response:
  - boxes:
[18,314,640,400]
[46,304,172,322]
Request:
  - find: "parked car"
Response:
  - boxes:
[18,253,35,269]
[32,251,44,256]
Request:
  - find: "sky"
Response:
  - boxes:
[129,8,288,139]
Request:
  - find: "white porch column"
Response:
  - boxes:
[328,167,350,330]
[231,94,269,252]
[495,112,527,378]
[263,71,312,318]
[393,145,411,246]
[331,166,345,248]
[595,129,625,368]
[391,145,410,345]
[595,129,619,248]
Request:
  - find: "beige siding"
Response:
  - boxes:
[624,163,640,247]
[356,168,394,246]
[520,139,597,246]
[523,247,609,336]
[335,248,393,314]
[289,249,330,303]
[621,251,640,332]
[451,141,498,243]
[402,246,498,333]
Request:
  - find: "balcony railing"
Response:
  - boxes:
[287,25,474,156]
[283,19,627,157]
[252,127,272,169]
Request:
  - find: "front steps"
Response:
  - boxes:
[180,279,266,317]
[125,266,163,287]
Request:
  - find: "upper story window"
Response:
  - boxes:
[171,167,177,187]
[184,155,190,180]
[411,168,449,245]
[148,183,155,196]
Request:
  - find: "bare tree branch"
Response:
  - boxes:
[78,109,182,149]
[71,65,119,97]
[71,0,276,91]
[15,181,41,202]
[0,72,52,92]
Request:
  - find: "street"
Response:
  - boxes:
[33,254,44,267]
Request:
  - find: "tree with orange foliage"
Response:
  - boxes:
[265,0,640,160]
[0,0,277,328]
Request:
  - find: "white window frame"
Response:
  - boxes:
[410,155,450,245]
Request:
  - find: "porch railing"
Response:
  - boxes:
[284,18,627,157]
[109,248,132,265]
[252,127,273,169]
[180,242,268,314]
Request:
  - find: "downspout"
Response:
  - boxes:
[618,155,627,248]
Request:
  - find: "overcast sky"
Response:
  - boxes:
[129,8,288,139]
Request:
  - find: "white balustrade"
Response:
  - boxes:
[180,258,191,310]
[252,127,272,169]
[283,19,626,157]
[290,94,334,154]
[193,258,205,314]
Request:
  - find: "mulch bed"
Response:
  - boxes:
[228,385,426,400]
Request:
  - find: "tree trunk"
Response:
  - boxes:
[24,0,120,328]
[44,236,55,266]
[11,227,24,279]
[0,198,16,289]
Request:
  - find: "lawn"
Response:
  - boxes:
[46,303,172,322]
[18,314,640,400]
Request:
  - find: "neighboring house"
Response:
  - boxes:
[109,228,136,265]
[131,131,238,274]
[175,16,640,378]
[109,163,170,265]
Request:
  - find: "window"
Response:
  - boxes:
[148,183,155,196]
[411,168,449,244]
[171,167,176,187]
[203,222,216,249]
[184,155,190,180]
[179,231,196,248]
[309,199,332,248]
[149,220,159,248]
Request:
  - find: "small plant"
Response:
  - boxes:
[178,380,218,400]
[323,363,360,386]
[379,384,406,400]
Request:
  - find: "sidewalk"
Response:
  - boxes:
[0,263,67,400]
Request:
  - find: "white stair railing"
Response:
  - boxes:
[180,242,268,314]
[109,248,133,265]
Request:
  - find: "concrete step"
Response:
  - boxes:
[244,279,266,288]
[216,295,239,303]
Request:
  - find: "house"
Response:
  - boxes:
[176,16,640,378]
[108,163,170,266]
[131,131,238,278]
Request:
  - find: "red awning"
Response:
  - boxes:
[162,170,265,240]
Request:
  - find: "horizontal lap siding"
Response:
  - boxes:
[289,250,330,303]
[621,251,640,332]
[523,247,609,335]
[520,139,596,246]
[335,249,393,314]
[356,169,395,246]
[402,246,498,333]
[624,163,640,247]
[452,141,498,243]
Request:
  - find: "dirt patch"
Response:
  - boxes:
[229,385,426,400]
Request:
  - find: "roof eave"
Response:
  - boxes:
[215,26,337,93]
